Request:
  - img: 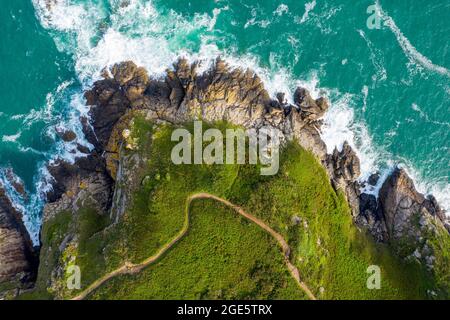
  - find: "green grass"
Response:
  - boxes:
[75,206,111,288]
[116,120,263,264]
[423,220,450,296]
[26,117,449,300]
[90,200,306,300]
[18,211,73,300]
[18,206,117,299]
[232,144,440,299]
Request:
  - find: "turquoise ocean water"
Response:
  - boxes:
[0,0,449,242]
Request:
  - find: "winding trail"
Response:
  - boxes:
[71,193,316,300]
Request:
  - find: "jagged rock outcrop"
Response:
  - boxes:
[378,168,448,266]
[84,78,129,150]
[356,193,388,242]
[1,55,447,299]
[293,87,329,122]
[325,142,361,216]
[44,148,113,222]
[42,58,335,240]
[0,185,36,298]
[86,59,330,160]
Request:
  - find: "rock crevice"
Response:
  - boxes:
[0,185,37,298]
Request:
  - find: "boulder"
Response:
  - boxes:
[368,173,380,186]
[56,129,77,142]
[111,61,138,87]
[294,87,329,121]
[291,116,327,159]
[327,142,361,183]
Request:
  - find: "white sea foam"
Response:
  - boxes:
[295,2,341,35]
[209,6,229,31]
[273,4,289,16]
[0,166,50,242]
[10,91,93,243]
[358,29,387,82]
[0,84,92,243]
[299,0,316,24]
[244,18,270,29]
[319,88,383,182]
[361,85,369,112]
[411,103,450,128]
[2,132,22,143]
[0,169,27,216]
[375,1,450,78]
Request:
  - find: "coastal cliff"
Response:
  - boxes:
[0,185,36,298]
[1,59,448,299]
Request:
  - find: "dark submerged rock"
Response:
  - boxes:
[368,173,380,186]
[56,129,77,142]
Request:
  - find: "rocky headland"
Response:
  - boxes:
[0,58,448,298]
[0,185,37,298]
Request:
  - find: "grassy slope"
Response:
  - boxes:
[87,120,304,299]
[26,117,448,299]
[90,200,305,300]
[234,145,439,299]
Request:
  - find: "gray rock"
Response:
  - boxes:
[0,185,36,297]
[325,142,361,216]
[368,173,380,186]
[357,193,388,242]
[378,168,448,261]
[294,87,329,121]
